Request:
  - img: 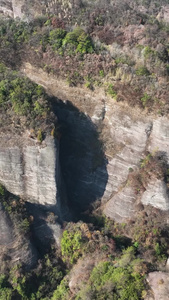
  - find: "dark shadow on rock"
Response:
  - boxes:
[0,195,38,270]
[50,97,108,218]
[0,203,14,246]
[26,202,62,257]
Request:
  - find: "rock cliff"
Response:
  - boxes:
[21,63,169,222]
[0,1,169,298]
[0,133,59,207]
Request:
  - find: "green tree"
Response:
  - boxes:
[61,230,84,264]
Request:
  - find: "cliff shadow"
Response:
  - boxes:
[26,202,62,256]
[51,97,108,217]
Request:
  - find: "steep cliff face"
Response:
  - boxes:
[0,129,65,268]
[0,0,169,224]
[21,63,169,222]
[0,133,59,207]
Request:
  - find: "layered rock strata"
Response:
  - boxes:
[0,133,59,207]
[21,63,169,222]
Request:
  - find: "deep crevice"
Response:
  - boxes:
[51,97,108,217]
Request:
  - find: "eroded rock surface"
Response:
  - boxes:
[141,179,169,211]
[21,63,169,222]
[148,118,169,156]
[0,203,14,245]
[103,186,136,222]
[147,271,169,300]
[0,134,59,207]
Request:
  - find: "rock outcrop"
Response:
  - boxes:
[0,203,14,246]
[0,134,59,207]
[147,271,169,300]
[141,179,169,211]
[21,63,169,222]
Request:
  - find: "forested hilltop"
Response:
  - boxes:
[0,0,169,113]
[0,0,169,299]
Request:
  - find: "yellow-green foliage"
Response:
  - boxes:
[76,247,145,300]
[61,229,84,264]
[0,275,13,300]
[37,129,43,143]
[51,278,69,300]
[49,28,67,50]
[135,66,150,76]
[107,83,117,99]
[0,184,5,196]
[143,46,156,60]
[63,27,94,54]
[141,93,151,107]
[0,66,47,117]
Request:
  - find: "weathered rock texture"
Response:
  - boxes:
[0,203,14,245]
[21,63,169,222]
[147,271,169,300]
[141,179,169,211]
[0,133,59,207]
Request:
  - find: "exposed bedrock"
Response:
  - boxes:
[147,271,169,300]
[141,179,169,211]
[21,64,169,222]
[0,63,169,224]
[0,203,14,246]
[104,115,169,221]
[0,135,59,207]
[0,133,65,263]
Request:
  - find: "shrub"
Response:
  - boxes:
[51,278,69,300]
[77,254,145,300]
[63,27,94,54]
[107,83,117,99]
[61,229,84,264]
[0,68,48,119]
[76,31,94,54]
[37,129,43,143]
[0,184,5,195]
[143,46,156,59]
[135,66,150,76]
[141,93,151,107]
[49,28,67,50]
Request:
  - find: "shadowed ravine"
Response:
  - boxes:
[19,97,108,259]
[51,97,108,215]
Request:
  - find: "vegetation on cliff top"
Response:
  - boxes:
[0,63,47,116]
[0,2,168,113]
[0,63,58,138]
[0,0,169,299]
